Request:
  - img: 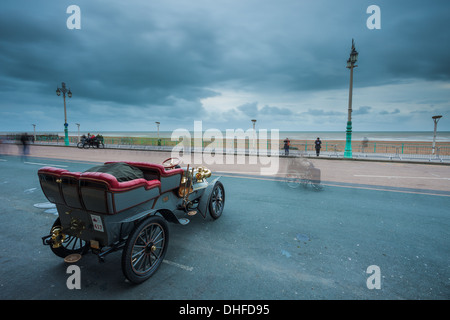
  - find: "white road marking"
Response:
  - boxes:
[322,182,450,197]
[216,172,450,197]
[354,174,450,180]
[163,259,194,272]
[34,202,56,209]
[24,161,68,168]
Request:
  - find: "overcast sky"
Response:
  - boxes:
[0,0,449,133]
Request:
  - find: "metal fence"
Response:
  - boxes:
[288,140,450,162]
[2,134,449,163]
[288,141,450,155]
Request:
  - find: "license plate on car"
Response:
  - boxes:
[91,214,104,232]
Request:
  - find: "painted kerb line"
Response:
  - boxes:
[24,161,68,168]
[163,259,194,272]
[354,174,450,180]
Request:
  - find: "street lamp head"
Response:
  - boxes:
[67,89,72,98]
[432,115,442,120]
[346,58,352,68]
[347,39,358,67]
[56,88,61,96]
[350,49,358,63]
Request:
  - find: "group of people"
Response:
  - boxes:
[283,137,322,156]
[81,133,103,143]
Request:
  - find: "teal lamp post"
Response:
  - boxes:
[56,82,72,146]
[344,39,358,159]
[432,115,442,155]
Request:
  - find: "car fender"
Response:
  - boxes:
[115,208,188,225]
[197,177,221,218]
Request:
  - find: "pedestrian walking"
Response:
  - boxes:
[283,137,290,156]
[362,137,369,153]
[20,133,30,161]
[315,137,322,156]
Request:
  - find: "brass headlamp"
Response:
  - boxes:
[195,166,211,182]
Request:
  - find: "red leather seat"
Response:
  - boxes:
[38,167,68,176]
[104,161,184,177]
[79,171,161,192]
[38,165,163,215]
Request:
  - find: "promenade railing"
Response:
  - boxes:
[1,134,449,162]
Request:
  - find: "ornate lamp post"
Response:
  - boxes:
[76,123,80,143]
[155,121,160,139]
[56,82,72,146]
[155,122,161,146]
[251,119,257,152]
[432,115,442,154]
[344,39,359,159]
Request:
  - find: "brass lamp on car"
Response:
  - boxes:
[195,167,211,182]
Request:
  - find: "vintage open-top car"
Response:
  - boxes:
[39,158,224,283]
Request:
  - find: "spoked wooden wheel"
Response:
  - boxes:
[122,216,169,284]
[49,218,89,258]
[209,181,225,220]
[285,170,301,189]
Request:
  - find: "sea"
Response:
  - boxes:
[22,130,450,142]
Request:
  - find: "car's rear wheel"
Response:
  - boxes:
[121,216,169,284]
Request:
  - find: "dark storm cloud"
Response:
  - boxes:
[306,109,345,117]
[0,0,226,128]
[352,1,450,89]
[1,0,449,131]
[379,108,400,115]
[353,106,372,116]
[237,102,258,118]
[231,102,294,122]
[260,105,293,116]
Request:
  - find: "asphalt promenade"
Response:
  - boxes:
[2,143,449,193]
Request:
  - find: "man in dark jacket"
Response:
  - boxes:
[283,138,290,156]
[314,137,322,156]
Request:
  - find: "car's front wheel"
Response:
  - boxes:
[209,181,225,220]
